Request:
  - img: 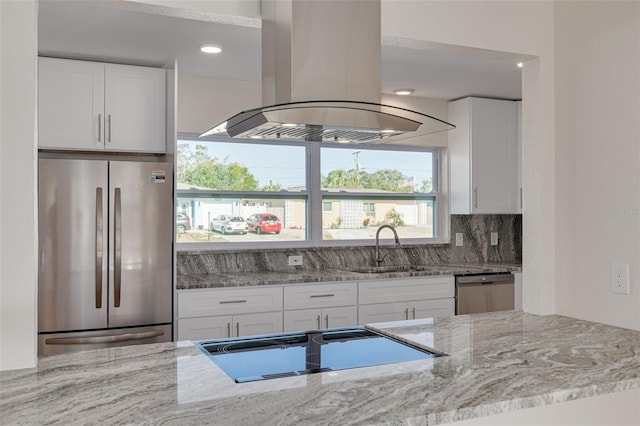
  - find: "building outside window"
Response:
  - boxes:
[176,135,439,248]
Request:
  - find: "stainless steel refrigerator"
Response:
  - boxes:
[38,159,173,355]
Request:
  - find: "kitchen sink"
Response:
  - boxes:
[196,327,445,383]
[347,265,415,274]
[346,265,436,274]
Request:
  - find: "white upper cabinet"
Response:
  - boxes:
[449,97,519,214]
[38,57,166,153]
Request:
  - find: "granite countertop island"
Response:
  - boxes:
[1,311,638,425]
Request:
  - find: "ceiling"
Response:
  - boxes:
[38,1,523,101]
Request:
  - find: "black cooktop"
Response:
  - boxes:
[196,327,443,383]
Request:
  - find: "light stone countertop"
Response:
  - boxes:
[1,311,638,425]
[177,262,522,289]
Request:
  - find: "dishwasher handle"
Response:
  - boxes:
[455,273,514,285]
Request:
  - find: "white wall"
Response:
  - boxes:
[0,0,38,370]
[178,74,261,134]
[554,1,640,330]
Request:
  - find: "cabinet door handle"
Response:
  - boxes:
[97,114,102,142]
[227,322,231,338]
[219,300,247,304]
[412,307,416,319]
[310,294,334,298]
[325,314,329,329]
[316,315,321,329]
[473,187,478,209]
[404,308,409,320]
[236,322,240,337]
[520,187,523,210]
[107,114,112,143]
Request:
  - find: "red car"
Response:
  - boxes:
[246,213,282,234]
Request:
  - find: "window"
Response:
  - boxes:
[320,146,437,241]
[177,134,439,248]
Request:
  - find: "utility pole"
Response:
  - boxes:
[352,151,361,187]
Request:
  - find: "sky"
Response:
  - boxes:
[179,138,434,189]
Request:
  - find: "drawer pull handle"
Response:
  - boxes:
[310,294,335,298]
[219,300,247,304]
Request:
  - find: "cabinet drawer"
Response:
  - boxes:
[358,276,454,305]
[284,282,357,310]
[178,286,283,318]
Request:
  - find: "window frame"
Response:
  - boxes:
[176,133,444,251]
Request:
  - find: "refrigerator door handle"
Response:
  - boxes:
[95,187,103,309]
[114,187,122,308]
[45,330,165,345]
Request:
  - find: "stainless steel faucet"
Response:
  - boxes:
[375,224,401,266]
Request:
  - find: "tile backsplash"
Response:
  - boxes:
[177,214,522,275]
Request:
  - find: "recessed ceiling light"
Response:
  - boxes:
[381,129,396,133]
[200,44,222,54]
[393,88,415,96]
[517,62,524,68]
[282,123,298,127]
[250,135,263,139]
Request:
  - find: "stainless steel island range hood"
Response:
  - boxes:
[201,0,454,144]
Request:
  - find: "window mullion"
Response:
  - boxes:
[309,142,322,243]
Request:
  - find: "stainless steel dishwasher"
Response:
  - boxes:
[455,273,515,315]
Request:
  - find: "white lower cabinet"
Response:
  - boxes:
[176,276,456,341]
[178,312,282,341]
[283,282,358,332]
[177,286,283,341]
[358,276,455,323]
[284,306,358,332]
[358,299,454,324]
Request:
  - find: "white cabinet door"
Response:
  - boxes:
[283,308,322,332]
[178,312,282,341]
[38,57,104,150]
[234,312,283,337]
[178,315,233,341]
[284,306,357,332]
[104,64,165,153]
[470,98,518,213]
[38,58,166,153]
[323,306,358,329]
[358,302,409,324]
[410,299,455,319]
[449,97,518,214]
[516,101,523,213]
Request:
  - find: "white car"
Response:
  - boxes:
[210,215,248,235]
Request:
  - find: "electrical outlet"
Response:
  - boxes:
[455,233,463,247]
[611,263,630,294]
[288,255,303,266]
[490,232,498,246]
